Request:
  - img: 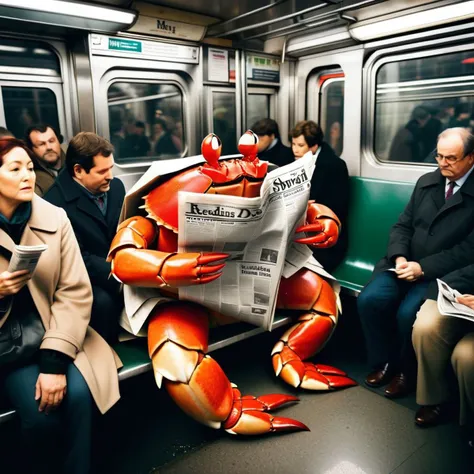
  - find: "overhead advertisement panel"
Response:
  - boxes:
[247,55,280,83]
[90,34,199,64]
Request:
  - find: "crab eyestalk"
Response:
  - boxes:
[238,130,259,162]
[202,133,222,168]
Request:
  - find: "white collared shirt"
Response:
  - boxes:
[445,163,474,196]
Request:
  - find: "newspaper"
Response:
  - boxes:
[437,279,474,322]
[178,152,317,330]
[7,244,48,274]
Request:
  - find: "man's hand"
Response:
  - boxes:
[457,294,474,310]
[35,373,67,413]
[395,261,423,281]
[0,270,30,298]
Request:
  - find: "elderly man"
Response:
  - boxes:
[25,124,65,196]
[413,264,474,438]
[357,128,474,398]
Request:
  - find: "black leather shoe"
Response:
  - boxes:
[415,405,444,427]
[384,373,414,398]
[365,363,393,387]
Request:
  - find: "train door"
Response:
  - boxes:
[89,34,201,191]
[0,36,73,144]
[296,46,364,176]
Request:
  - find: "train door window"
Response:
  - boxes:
[107,82,184,163]
[2,86,60,139]
[319,73,344,156]
[374,49,474,164]
[211,90,237,154]
[246,89,277,129]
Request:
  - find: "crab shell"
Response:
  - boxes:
[144,131,268,233]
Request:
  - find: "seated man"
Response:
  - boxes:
[413,263,474,443]
[44,132,125,343]
[251,118,293,167]
[357,127,474,398]
[25,124,65,196]
[289,120,349,272]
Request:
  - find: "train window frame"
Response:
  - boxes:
[0,81,66,142]
[307,68,345,157]
[207,86,240,154]
[365,42,474,167]
[97,70,189,168]
[245,87,277,130]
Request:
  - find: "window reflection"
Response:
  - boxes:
[321,80,344,156]
[108,82,184,163]
[247,95,270,130]
[2,87,60,140]
[212,91,237,154]
[375,50,474,164]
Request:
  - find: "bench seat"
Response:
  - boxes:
[332,177,415,295]
[0,313,294,424]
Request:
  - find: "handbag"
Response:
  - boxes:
[0,306,45,368]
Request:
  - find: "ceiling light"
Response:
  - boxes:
[287,30,351,54]
[350,1,474,41]
[0,0,136,29]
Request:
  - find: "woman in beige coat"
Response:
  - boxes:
[0,138,121,474]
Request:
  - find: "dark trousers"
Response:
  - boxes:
[357,271,430,373]
[91,286,122,344]
[3,363,92,474]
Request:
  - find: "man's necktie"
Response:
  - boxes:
[96,195,105,211]
[445,181,456,200]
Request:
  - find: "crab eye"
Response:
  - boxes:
[239,130,258,147]
[211,135,221,150]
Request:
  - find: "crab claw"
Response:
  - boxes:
[294,220,339,248]
[202,133,222,168]
[225,411,310,435]
[238,130,259,161]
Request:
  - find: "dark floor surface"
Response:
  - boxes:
[1,296,472,473]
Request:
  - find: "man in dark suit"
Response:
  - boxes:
[44,132,125,343]
[251,118,294,168]
[290,120,349,272]
[412,263,474,435]
[358,127,474,398]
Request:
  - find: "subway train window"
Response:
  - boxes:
[212,90,237,154]
[320,77,344,156]
[247,94,271,129]
[107,82,184,163]
[2,87,60,140]
[375,49,474,164]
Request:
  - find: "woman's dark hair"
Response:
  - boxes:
[289,120,324,148]
[0,137,37,166]
[66,132,114,177]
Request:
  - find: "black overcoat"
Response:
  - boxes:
[373,168,474,284]
[44,169,126,294]
[259,139,294,168]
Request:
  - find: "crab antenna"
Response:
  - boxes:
[238,130,259,161]
[201,133,222,168]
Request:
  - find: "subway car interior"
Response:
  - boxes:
[1,0,474,472]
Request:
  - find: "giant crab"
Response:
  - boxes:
[108,131,356,435]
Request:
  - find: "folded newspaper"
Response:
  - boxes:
[7,244,48,273]
[119,151,340,335]
[437,279,474,322]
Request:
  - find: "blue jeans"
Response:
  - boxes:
[357,271,430,372]
[3,362,92,474]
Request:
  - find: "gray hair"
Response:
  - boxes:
[438,127,474,157]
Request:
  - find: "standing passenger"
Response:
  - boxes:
[44,133,125,343]
[251,118,293,167]
[25,124,65,196]
[289,120,349,272]
[0,137,120,474]
[358,127,474,398]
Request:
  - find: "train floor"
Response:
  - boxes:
[1,297,473,473]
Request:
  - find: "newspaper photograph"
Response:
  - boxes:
[8,244,48,274]
[437,279,474,322]
[178,152,316,330]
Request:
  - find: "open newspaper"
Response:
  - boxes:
[7,244,48,274]
[437,279,474,322]
[178,152,316,330]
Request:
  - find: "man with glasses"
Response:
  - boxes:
[357,127,474,400]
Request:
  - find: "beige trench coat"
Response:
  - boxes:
[0,196,121,414]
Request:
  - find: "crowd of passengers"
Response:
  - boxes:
[0,118,473,472]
